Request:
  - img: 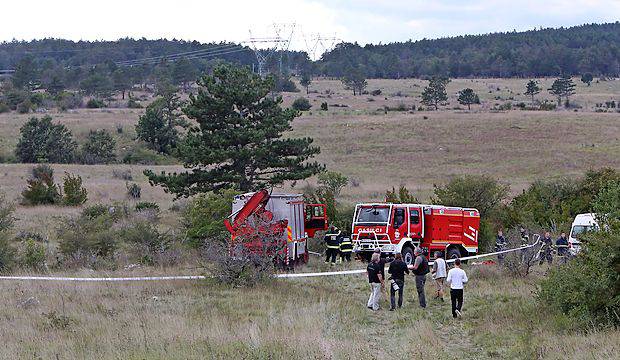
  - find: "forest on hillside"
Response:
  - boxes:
[0,22,618,86]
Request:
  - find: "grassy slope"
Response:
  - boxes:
[0,262,617,359]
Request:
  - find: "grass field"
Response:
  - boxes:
[1,261,618,359]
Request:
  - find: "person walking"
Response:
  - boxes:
[411,247,429,308]
[446,258,468,318]
[367,252,384,311]
[388,253,409,310]
[431,251,447,302]
[556,232,569,264]
[339,234,353,262]
[539,231,553,266]
[324,226,341,265]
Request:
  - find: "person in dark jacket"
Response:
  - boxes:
[539,232,553,265]
[388,253,409,310]
[411,247,429,308]
[495,230,507,264]
[367,253,384,311]
[324,226,341,265]
[556,232,569,263]
[339,234,353,262]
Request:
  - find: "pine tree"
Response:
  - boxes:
[421,77,450,110]
[135,92,186,155]
[580,73,593,86]
[341,68,367,95]
[300,73,312,94]
[524,80,541,103]
[145,64,323,196]
[457,88,480,110]
[548,75,576,107]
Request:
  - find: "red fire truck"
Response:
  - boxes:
[351,203,480,264]
[224,190,328,265]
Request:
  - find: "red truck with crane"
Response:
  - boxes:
[351,202,480,264]
[224,189,328,265]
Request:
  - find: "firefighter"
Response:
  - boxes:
[339,233,353,262]
[495,229,507,265]
[556,232,569,264]
[539,231,553,266]
[324,226,341,265]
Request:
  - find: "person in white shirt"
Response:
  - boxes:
[446,258,468,318]
[431,251,447,302]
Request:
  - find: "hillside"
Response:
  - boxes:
[319,22,620,78]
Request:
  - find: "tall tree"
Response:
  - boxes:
[11,56,39,90]
[80,73,113,99]
[421,76,450,110]
[300,73,312,94]
[15,116,77,163]
[135,92,186,155]
[548,75,576,107]
[46,75,65,96]
[145,64,323,196]
[112,68,132,100]
[457,88,480,110]
[524,80,541,103]
[341,68,367,96]
[580,72,594,86]
[172,58,197,92]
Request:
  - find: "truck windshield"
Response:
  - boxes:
[570,225,593,240]
[356,206,390,224]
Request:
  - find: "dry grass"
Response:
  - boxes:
[0,262,617,359]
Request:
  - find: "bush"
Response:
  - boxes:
[135,201,159,212]
[370,89,382,96]
[320,102,328,111]
[120,143,175,165]
[118,220,173,266]
[0,102,9,113]
[21,165,62,206]
[86,98,106,108]
[0,234,16,273]
[62,173,88,206]
[126,183,141,199]
[127,98,142,108]
[183,189,238,248]
[56,91,82,110]
[57,211,118,261]
[80,129,116,164]
[0,192,15,232]
[17,100,33,114]
[19,239,46,270]
[539,102,557,111]
[15,116,77,163]
[538,229,620,327]
[291,97,312,111]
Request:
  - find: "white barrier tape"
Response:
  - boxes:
[0,239,542,282]
[307,251,322,256]
[0,275,207,282]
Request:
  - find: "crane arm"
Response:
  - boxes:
[224,189,270,235]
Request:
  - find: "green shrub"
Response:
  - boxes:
[0,192,14,232]
[538,230,620,327]
[126,183,141,199]
[3,89,29,110]
[121,144,175,165]
[20,239,46,270]
[183,189,238,248]
[17,100,32,114]
[15,116,77,163]
[57,212,117,260]
[86,98,106,108]
[320,102,328,111]
[539,101,557,111]
[0,102,9,113]
[56,91,82,110]
[127,98,142,108]
[0,234,16,273]
[135,201,159,212]
[80,129,116,164]
[292,97,312,111]
[21,165,62,206]
[62,173,88,206]
[118,220,173,265]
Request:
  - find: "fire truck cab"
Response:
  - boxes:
[351,203,480,265]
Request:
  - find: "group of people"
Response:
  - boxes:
[323,226,353,265]
[366,248,468,318]
[495,228,570,265]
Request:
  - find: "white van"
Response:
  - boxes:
[568,213,599,255]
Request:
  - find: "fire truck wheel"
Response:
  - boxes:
[447,247,462,260]
[402,246,414,266]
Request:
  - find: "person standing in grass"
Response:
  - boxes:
[411,247,429,308]
[367,252,384,311]
[431,251,447,302]
[539,231,553,266]
[446,258,468,318]
[388,253,409,310]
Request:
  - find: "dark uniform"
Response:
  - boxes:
[495,234,507,263]
[324,229,341,265]
[339,236,353,262]
[539,235,553,265]
[556,234,569,264]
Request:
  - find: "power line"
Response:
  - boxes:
[116,46,251,67]
[115,44,243,66]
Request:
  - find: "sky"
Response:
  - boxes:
[1,0,619,57]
